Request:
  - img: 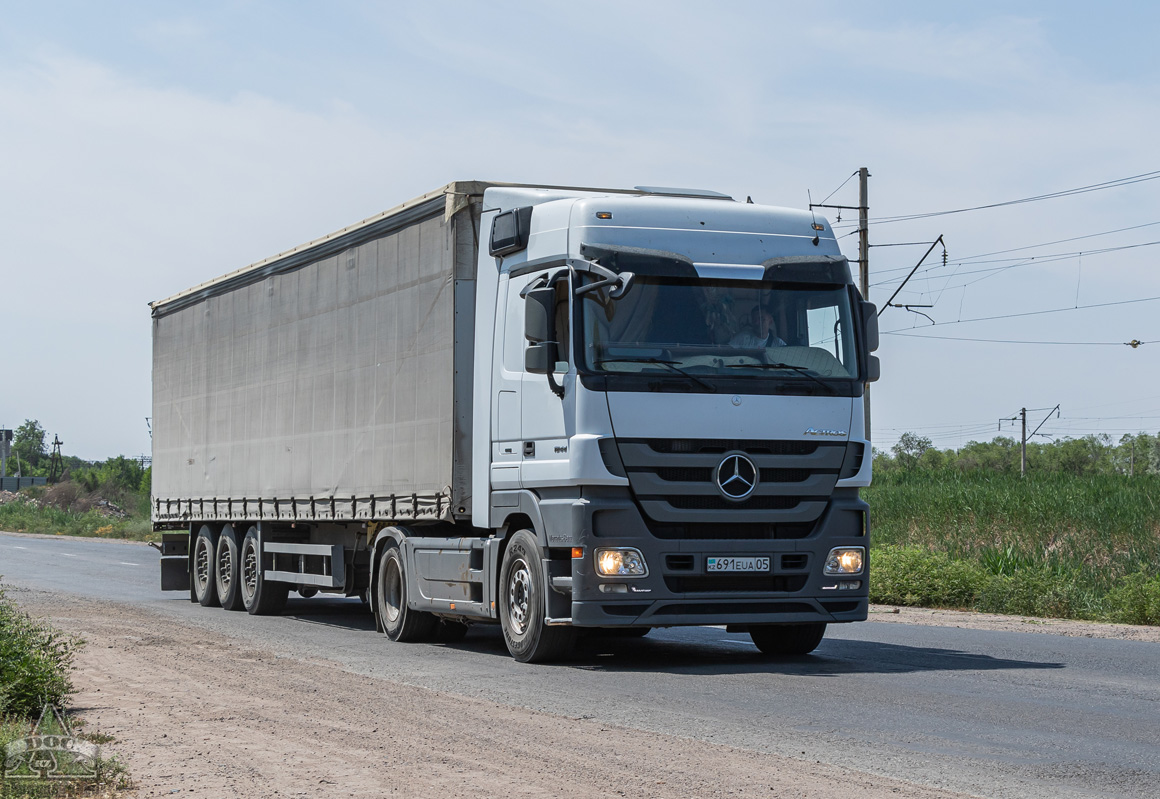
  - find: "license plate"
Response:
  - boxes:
[706,556,770,572]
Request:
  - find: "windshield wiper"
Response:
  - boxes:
[723,362,836,394]
[595,357,717,393]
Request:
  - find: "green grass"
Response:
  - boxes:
[0,584,80,718]
[866,470,1160,624]
[0,499,156,542]
[0,584,129,796]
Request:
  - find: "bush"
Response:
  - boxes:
[1106,573,1160,625]
[0,583,81,718]
[870,546,987,608]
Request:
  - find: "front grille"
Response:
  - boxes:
[617,437,849,533]
[665,574,808,594]
[652,467,813,484]
[646,439,819,455]
[647,522,815,540]
[668,495,799,511]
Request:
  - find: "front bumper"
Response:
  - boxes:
[559,487,869,627]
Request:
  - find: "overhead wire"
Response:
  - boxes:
[832,169,1160,227]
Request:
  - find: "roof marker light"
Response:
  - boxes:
[596,212,612,219]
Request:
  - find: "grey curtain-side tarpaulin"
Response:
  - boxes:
[150,183,485,525]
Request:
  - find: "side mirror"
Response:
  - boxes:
[524,287,555,344]
[525,342,558,375]
[861,301,879,352]
[865,355,881,383]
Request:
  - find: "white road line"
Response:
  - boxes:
[62,553,77,558]
[14,546,27,550]
[119,562,140,567]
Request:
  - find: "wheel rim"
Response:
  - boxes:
[383,557,402,624]
[217,543,233,593]
[195,538,211,595]
[242,541,258,600]
[507,558,532,635]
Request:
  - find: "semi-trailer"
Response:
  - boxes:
[152,180,879,662]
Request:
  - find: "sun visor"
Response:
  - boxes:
[761,255,852,285]
[579,243,697,277]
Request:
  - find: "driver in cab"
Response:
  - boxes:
[729,306,787,349]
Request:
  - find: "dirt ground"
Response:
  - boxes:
[12,589,989,799]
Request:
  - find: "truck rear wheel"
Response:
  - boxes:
[749,623,827,656]
[499,530,573,663]
[376,545,436,642]
[240,526,288,615]
[192,525,220,607]
[215,524,245,611]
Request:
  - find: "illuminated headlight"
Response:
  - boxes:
[824,547,865,575]
[595,548,648,577]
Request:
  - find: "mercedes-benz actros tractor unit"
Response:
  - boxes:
[152,180,880,662]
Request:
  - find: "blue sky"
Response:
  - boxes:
[2,1,1158,459]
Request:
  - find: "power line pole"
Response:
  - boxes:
[1021,408,1027,477]
[1000,405,1059,476]
[859,167,871,440]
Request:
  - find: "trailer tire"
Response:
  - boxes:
[376,545,436,642]
[240,526,288,616]
[499,530,573,663]
[192,525,220,607]
[749,623,827,656]
[215,525,245,611]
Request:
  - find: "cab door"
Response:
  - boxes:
[491,273,524,490]
[519,272,571,488]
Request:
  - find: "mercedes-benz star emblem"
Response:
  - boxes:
[716,453,758,501]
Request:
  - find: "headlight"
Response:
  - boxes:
[595,548,648,577]
[824,547,864,575]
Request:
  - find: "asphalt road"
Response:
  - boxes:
[3,531,1158,798]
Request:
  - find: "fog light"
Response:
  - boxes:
[824,547,864,575]
[599,583,629,593]
[595,547,648,577]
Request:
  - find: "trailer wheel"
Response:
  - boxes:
[215,525,245,611]
[240,526,288,615]
[375,545,436,642]
[499,530,573,663]
[749,623,827,656]
[192,525,220,607]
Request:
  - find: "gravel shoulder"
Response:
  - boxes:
[869,604,1160,642]
[13,588,981,799]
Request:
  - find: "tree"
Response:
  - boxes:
[12,419,46,471]
[891,432,932,469]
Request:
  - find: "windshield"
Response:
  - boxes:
[579,276,859,382]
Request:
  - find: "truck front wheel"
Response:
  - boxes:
[749,623,827,656]
[375,545,436,642]
[499,530,573,663]
[192,525,220,608]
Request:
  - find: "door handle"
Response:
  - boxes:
[523,441,535,457]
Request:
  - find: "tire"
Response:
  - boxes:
[240,526,289,616]
[192,525,220,608]
[749,623,827,656]
[498,530,573,663]
[375,545,436,642]
[215,525,245,611]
